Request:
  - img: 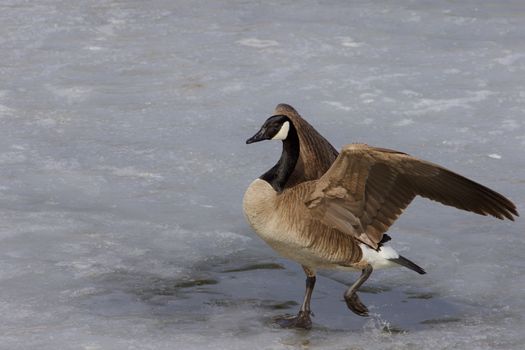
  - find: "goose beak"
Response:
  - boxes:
[246,128,268,144]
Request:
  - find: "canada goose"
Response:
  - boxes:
[243,104,518,329]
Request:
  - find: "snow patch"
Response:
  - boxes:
[495,53,525,65]
[323,101,353,111]
[407,90,494,115]
[45,85,92,103]
[0,151,27,164]
[0,104,14,117]
[360,118,374,125]
[337,36,363,48]
[393,118,414,127]
[84,46,104,51]
[103,166,164,180]
[501,119,520,131]
[236,38,279,48]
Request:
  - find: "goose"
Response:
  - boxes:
[243,104,518,329]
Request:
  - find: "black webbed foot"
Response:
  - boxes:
[274,311,312,329]
[344,292,369,317]
[343,264,373,317]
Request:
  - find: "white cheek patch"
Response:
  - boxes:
[271,121,290,140]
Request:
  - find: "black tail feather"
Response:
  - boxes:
[379,234,392,245]
[389,255,426,275]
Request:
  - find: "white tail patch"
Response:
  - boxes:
[359,243,399,270]
[271,121,290,140]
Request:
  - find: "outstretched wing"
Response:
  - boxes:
[306,144,518,249]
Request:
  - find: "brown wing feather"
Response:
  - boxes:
[306,144,518,249]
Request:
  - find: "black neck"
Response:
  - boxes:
[260,124,299,193]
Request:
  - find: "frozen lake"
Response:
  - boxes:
[1,0,524,349]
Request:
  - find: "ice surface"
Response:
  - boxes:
[0,0,524,349]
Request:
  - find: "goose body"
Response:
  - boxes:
[243,104,518,329]
[243,178,364,270]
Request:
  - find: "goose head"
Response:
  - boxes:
[246,115,292,144]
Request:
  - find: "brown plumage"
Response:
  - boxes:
[243,104,518,329]
[306,143,518,249]
[286,182,364,265]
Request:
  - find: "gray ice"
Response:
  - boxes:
[0,1,524,349]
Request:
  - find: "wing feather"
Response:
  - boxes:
[306,144,518,248]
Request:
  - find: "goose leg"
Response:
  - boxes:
[275,266,316,329]
[344,264,373,316]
